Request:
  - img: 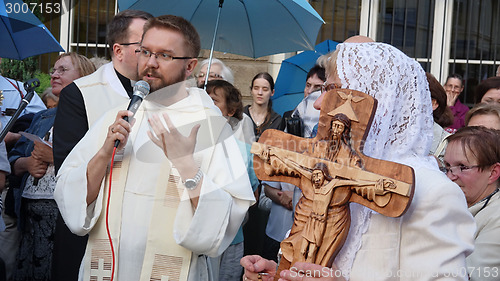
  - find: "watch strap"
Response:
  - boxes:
[183,169,203,190]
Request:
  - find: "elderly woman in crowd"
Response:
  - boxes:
[41,88,59,109]
[444,74,469,132]
[195,58,234,88]
[8,52,95,281]
[444,126,500,281]
[241,39,475,281]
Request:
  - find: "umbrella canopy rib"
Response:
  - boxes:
[276,0,314,52]
[240,1,256,58]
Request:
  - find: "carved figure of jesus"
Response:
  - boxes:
[310,113,362,168]
[268,155,395,265]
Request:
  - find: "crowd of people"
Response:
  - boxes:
[0,8,499,281]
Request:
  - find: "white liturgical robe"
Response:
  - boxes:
[54,85,256,281]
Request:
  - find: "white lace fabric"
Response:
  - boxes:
[332,42,436,279]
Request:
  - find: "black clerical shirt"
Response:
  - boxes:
[53,69,133,173]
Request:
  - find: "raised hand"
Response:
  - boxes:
[147,112,200,170]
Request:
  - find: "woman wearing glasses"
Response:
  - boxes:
[195,58,234,88]
[9,52,95,281]
[443,126,500,281]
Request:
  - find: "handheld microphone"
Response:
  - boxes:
[114,80,150,148]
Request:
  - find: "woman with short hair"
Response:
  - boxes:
[444,126,500,281]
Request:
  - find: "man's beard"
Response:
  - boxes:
[140,65,186,92]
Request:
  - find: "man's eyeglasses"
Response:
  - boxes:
[49,66,71,76]
[321,82,341,93]
[196,72,223,80]
[135,48,194,62]
[440,165,480,175]
[119,42,140,46]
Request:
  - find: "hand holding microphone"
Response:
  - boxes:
[113,80,150,148]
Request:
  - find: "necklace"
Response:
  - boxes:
[249,106,266,126]
[476,188,500,213]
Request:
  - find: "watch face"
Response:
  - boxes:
[185,179,197,189]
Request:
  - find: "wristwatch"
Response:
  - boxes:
[183,169,203,190]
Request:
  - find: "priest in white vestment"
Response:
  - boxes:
[54,15,255,281]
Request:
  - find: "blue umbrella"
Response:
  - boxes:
[272,93,306,117]
[119,0,324,59]
[1,0,64,60]
[274,40,339,100]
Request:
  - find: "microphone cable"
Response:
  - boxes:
[105,146,118,281]
[104,79,149,279]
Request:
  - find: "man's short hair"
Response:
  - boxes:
[106,10,153,56]
[199,58,234,84]
[143,15,201,58]
[306,65,326,82]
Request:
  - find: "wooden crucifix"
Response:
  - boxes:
[251,89,415,278]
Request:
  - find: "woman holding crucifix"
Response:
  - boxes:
[241,38,475,281]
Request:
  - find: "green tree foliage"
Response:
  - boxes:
[0,57,38,82]
[0,58,51,95]
[35,72,51,94]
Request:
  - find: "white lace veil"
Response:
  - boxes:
[337,42,434,167]
[330,42,436,279]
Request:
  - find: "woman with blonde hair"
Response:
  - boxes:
[9,52,95,281]
[465,102,500,130]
